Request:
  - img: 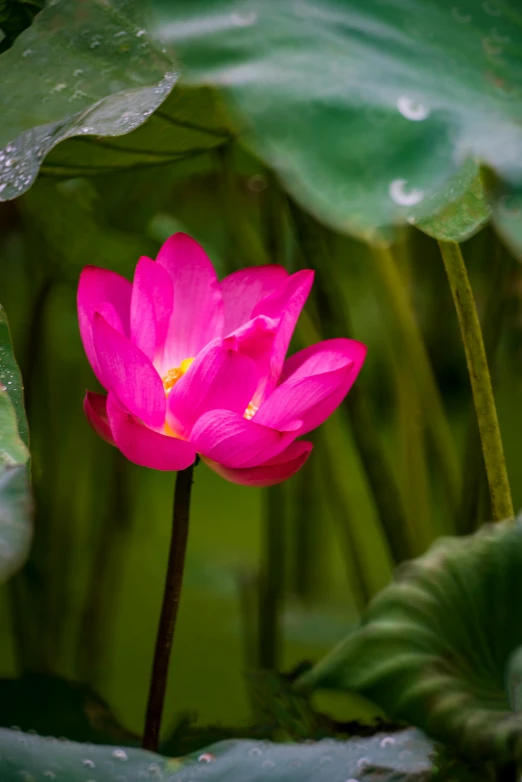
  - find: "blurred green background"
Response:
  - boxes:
[1,138,522,741]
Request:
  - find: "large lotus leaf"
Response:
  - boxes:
[297,519,522,766]
[0,306,31,580]
[414,161,491,243]
[0,727,433,781]
[39,85,232,180]
[148,0,522,241]
[0,0,178,199]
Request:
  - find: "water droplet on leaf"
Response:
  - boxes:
[389,179,424,206]
[396,96,430,121]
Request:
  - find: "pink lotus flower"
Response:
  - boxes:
[78,233,366,487]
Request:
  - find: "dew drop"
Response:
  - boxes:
[389,179,424,206]
[262,759,275,768]
[198,753,216,763]
[83,759,96,768]
[396,96,430,121]
[380,736,396,747]
[147,762,162,776]
[357,756,371,769]
[22,49,33,57]
[112,748,128,761]
[136,29,146,37]
[451,7,472,22]
[248,746,263,756]
[231,10,257,26]
[74,68,84,77]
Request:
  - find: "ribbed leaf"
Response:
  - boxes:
[298,519,522,766]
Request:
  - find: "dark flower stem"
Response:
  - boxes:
[438,240,514,522]
[142,464,195,751]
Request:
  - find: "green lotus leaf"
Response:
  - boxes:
[0,726,433,781]
[297,519,522,766]
[0,0,177,199]
[150,0,520,240]
[0,305,31,580]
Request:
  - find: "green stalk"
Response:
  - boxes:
[438,240,513,522]
[458,239,511,535]
[373,244,461,510]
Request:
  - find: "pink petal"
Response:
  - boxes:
[130,257,173,361]
[221,265,289,333]
[203,440,313,487]
[252,269,314,392]
[107,394,196,471]
[254,338,367,435]
[190,409,301,468]
[166,340,259,439]
[156,233,224,370]
[77,266,131,385]
[92,313,166,428]
[228,315,278,406]
[83,391,115,446]
[97,302,125,334]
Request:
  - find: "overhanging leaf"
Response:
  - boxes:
[150,0,522,240]
[414,161,491,243]
[39,85,232,180]
[297,519,522,766]
[0,0,177,199]
[0,305,31,580]
[0,727,433,781]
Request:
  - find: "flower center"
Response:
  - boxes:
[162,357,195,394]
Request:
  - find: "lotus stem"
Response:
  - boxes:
[372,244,461,512]
[438,240,514,523]
[142,463,195,751]
[258,483,285,670]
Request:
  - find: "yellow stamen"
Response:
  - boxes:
[162,357,195,393]
[244,401,259,420]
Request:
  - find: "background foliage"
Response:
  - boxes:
[1,0,522,778]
